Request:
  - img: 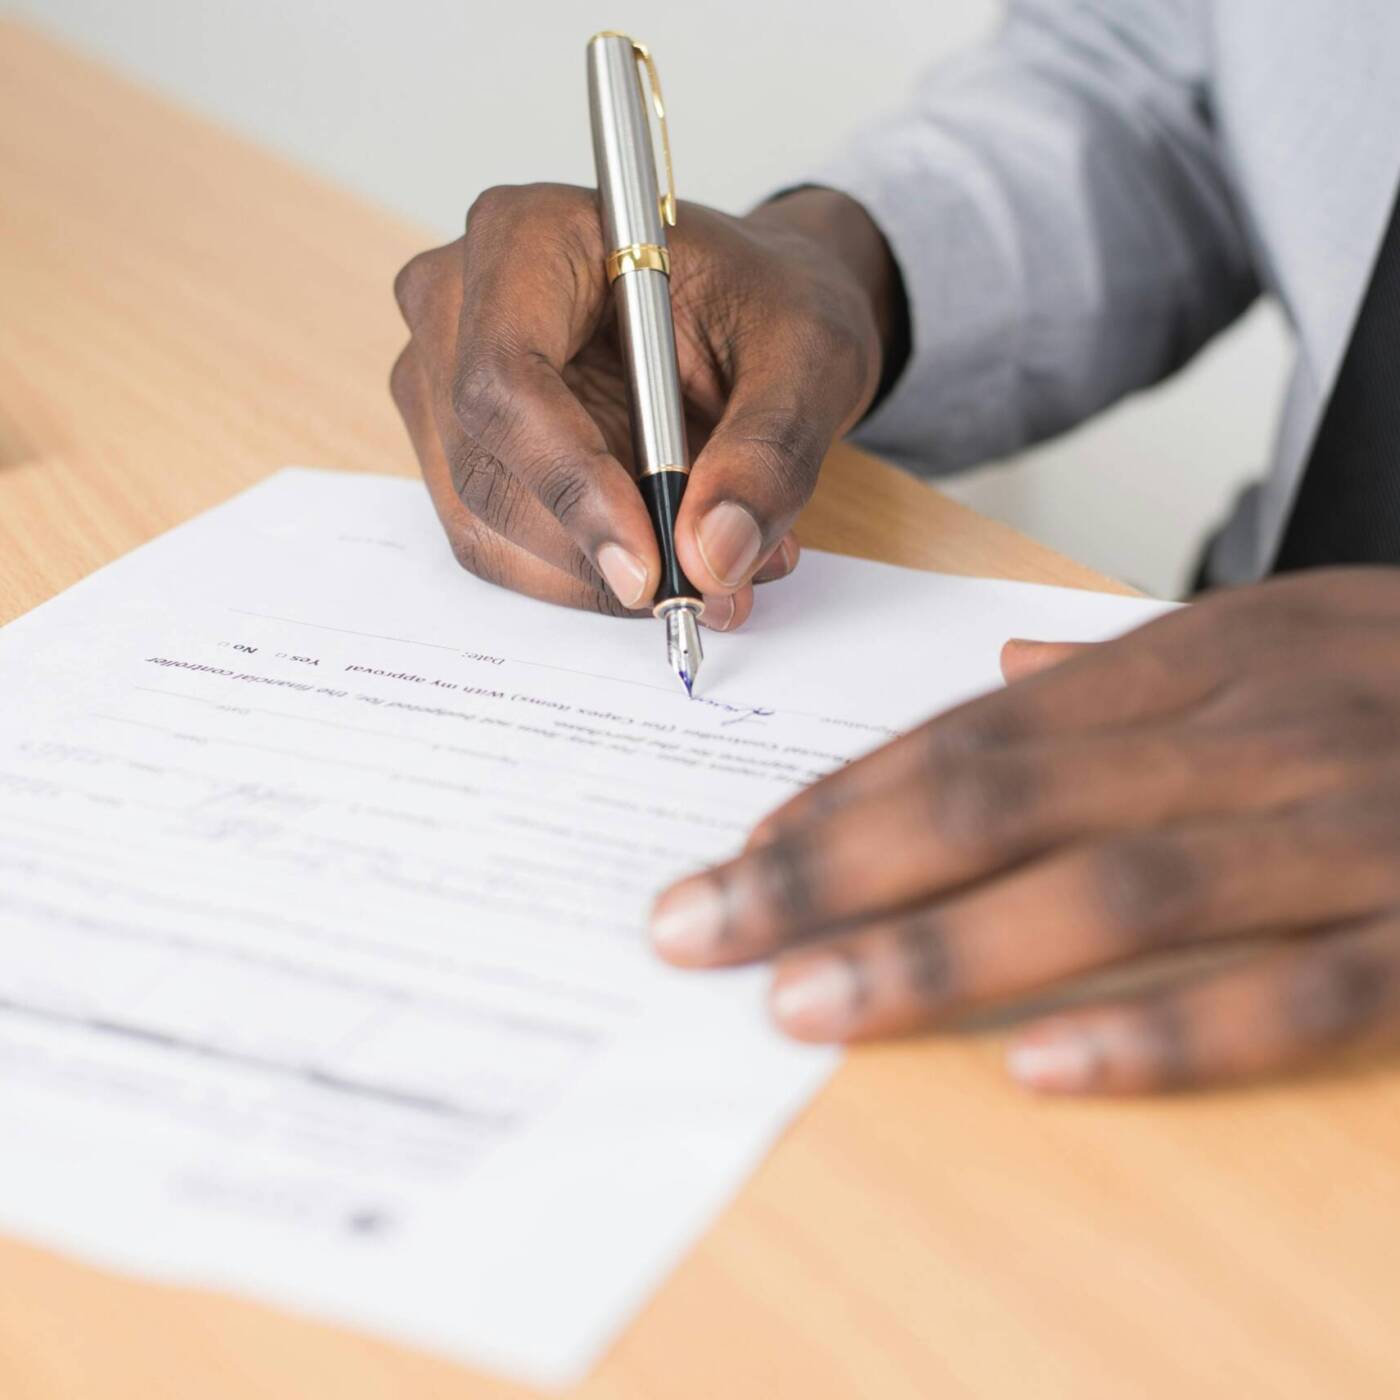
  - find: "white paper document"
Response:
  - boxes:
[0,469,1170,1384]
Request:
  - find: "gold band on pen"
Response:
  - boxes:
[655,596,704,619]
[606,243,670,282]
[637,462,689,479]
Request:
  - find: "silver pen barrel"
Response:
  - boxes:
[586,33,703,694]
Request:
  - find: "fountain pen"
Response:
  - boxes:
[586,32,704,695]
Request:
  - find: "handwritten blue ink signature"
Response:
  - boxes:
[692,695,776,726]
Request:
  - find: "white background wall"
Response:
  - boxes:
[16,0,1291,598]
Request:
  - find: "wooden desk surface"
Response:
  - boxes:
[2,20,1397,1399]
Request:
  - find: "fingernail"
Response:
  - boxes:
[1006,1028,1099,1093]
[697,501,763,588]
[650,878,726,960]
[596,543,649,608]
[700,594,736,632]
[771,958,858,1037]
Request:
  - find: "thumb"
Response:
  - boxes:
[1001,639,1094,684]
[675,350,859,595]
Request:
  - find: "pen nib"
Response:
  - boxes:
[663,604,703,697]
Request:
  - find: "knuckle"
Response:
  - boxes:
[446,519,507,586]
[447,438,536,544]
[925,708,1015,759]
[923,749,1035,858]
[467,184,599,269]
[392,247,445,325]
[464,183,519,235]
[447,434,505,511]
[451,355,519,451]
[552,192,605,265]
[1092,834,1204,946]
[1284,945,1392,1046]
[1199,589,1316,670]
[532,453,595,531]
[894,914,956,1011]
[388,345,416,413]
[1131,996,1195,1090]
[752,831,821,929]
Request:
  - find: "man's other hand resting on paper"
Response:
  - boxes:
[651,574,1400,1094]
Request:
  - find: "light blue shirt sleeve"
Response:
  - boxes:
[811,0,1259,473]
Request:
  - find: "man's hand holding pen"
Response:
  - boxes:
[390,184,897,629]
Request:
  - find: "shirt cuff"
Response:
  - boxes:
[801,126,1027,474]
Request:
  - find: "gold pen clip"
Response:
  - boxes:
[592,31,677,228]
[627,38,677,227]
